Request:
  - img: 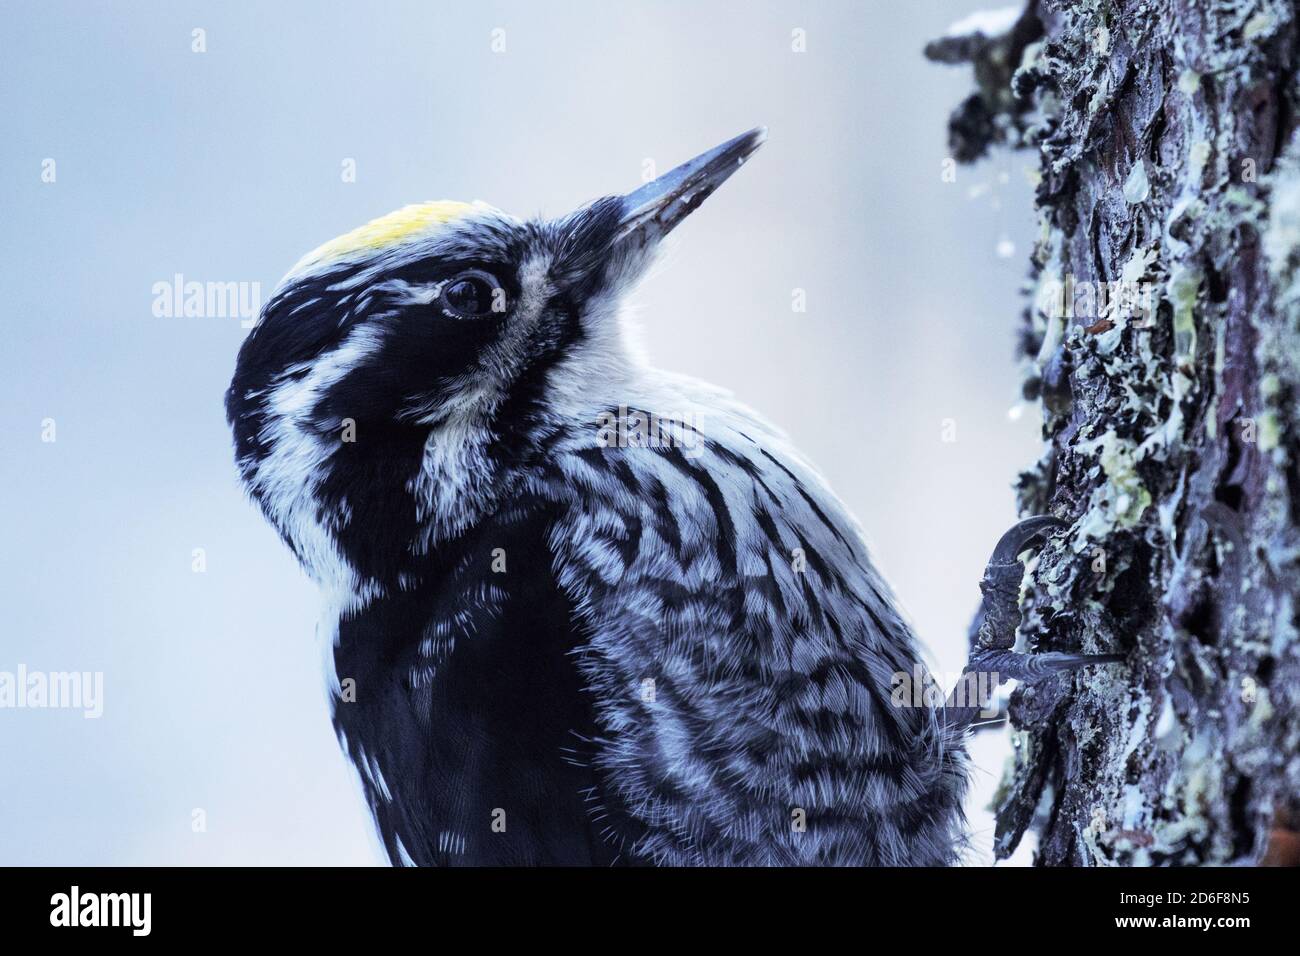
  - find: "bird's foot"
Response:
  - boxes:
[971,515,1124,684]
[967,647,1126,683]
[945,516,1125,729]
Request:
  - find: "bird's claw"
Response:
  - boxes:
[945,515,1125,731]
[975,515,1067,655]
[973,515,1123,683]
[985,515,1069,570]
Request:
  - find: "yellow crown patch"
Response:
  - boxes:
[289,200,477,275]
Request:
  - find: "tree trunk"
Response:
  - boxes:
[928,0,1300,865]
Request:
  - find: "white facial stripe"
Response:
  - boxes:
[368,278,445,306]
[248,323,389,610]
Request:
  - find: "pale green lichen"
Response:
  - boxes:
[1150,730,1219,857]
[951,0,1300,866]
[1167,265,1201,365]
[1075,430,1154,534]
[1244,11,1275,38]
[1257,410,1281,450]
[1189,140,1213,184]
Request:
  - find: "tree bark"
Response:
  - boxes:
[928,0,1300,865]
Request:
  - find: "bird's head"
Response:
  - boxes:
[226,128,765,590]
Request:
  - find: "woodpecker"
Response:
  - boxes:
[226,129,1120,865]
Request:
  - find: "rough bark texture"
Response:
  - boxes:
[929,0,1300,865]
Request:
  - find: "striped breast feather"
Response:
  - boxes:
[530,375,968,865]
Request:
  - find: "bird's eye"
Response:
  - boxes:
[439,270,506,319]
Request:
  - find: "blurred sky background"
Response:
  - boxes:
[0,0,1043,865]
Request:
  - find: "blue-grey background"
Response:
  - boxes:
[0,0,1041,864]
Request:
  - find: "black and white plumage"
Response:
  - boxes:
[225,129,1055,866]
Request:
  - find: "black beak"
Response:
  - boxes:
[615,127,767,247]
